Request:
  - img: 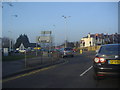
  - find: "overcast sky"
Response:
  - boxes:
[2,1,118,45]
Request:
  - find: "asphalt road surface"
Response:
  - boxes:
[2,51,120,88]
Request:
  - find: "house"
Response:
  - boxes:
[80,33,120,47]
[80,33,96,47]
[16,43,41,52]
[80,33,107,47]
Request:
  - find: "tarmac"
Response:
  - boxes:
[2,51,96,79]
[2,56,65,79]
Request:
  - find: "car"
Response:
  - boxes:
[73,48,77,52]
[93,44,120,80]
[19,49,26,53]
[14,50,19,53]
[59,47,74,58]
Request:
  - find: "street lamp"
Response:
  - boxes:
[52,25,56,48]
[62,15,71,48]
[12,15,18,17]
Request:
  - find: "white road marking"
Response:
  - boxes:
[80,65,93,76]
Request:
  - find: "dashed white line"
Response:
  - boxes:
[80,65,93,76]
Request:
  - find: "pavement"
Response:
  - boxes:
[2,56,65,79]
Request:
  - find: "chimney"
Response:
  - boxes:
[88,33,91,38]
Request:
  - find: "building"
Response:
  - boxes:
[80,33,96,47]
[16,43,40,52]
[80,33,120,47]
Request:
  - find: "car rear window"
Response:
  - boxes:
[98,45,120,55]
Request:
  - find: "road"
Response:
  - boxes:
[2,51,120,88]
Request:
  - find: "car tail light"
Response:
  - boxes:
[94,58,100,63]
[97,74,105,76]
[94,57,106,63]
[99,58,106,63]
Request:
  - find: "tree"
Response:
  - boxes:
[2,37,14,48]
[2,37,10,48]
[67,42,75,48]
[15,34,30,48]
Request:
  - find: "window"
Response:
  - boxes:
[99,45,120,55]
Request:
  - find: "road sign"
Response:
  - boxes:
[38,36,52,43]
[41,31,52,34]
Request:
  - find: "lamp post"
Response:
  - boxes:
[52,25,56,48]
[9,14,18,52]
[62,15,71,48]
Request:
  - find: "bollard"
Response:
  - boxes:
[80,49,83,54]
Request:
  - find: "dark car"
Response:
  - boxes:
[59,47,74,58]
[93,44,120,80]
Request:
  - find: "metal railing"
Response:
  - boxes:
[24,50,60,67]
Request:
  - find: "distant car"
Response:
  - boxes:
[49,49,60,53]
[59,47,74,58]
[19,49,26,53]
[40,49,48,52]
[93,44,120,80]
[73,48,77,52]
[14,50,19,53]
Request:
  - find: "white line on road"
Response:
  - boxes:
[80,66,93,76]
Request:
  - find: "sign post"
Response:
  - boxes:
[37,31,53,58]
[24,50,27,68]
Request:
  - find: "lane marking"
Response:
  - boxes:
[80,65,93,76]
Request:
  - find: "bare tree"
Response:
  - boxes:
[2,37,14,49]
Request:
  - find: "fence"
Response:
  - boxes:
[2,50,61,68]
[24,50,60,67]
[78,45,101,52]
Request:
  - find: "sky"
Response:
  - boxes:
[2,1,118,45]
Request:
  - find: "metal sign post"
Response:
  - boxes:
[36,37,38,56]
[37,31,53,58]
[24,50,27,68]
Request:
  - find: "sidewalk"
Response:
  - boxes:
[2,56,65,79]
